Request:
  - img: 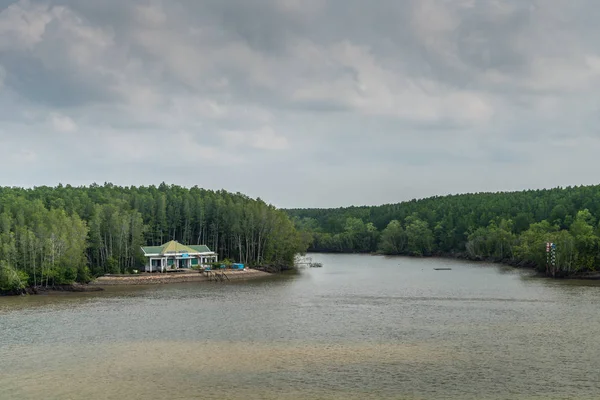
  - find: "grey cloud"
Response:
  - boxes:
[1,0,600,207]
[3,53,117,107]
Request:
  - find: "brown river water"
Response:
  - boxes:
[1,254,600,399]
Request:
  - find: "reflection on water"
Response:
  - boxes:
[1,254,600,400]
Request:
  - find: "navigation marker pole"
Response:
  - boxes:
[546,242,557,276]
[546,242,550,274]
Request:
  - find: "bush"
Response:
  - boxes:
[62,266,78,283]
[220,258,233,266]
[76,266,93,283]
[107,257,120,274]
[211,261,227,269]
[0,262,28,293]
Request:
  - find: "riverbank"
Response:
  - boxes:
[442,252,600,280]
[1,283,105,296]
[93,269,272,285]
[0,269,274,296]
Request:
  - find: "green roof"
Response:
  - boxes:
[141,246,163,254]
[161,241,197,254]
[141,241,213,255]
[188,245,210,253]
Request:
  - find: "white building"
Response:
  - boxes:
[141,240,218,272]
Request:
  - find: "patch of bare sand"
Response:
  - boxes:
[1,340,455,400]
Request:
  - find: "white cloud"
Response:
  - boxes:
[0,0,53,50]
[251,127,289,150]
[49,113,77,133]
[135,4,167,27]
[524,56,600,93]
[115,84,162,110]
[222,127,289,151]
[291,41,494,125]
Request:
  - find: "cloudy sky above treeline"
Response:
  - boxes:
[0,0,599,208]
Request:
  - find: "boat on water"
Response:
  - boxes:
[434,268,452,271]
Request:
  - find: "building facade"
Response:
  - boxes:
[141,240,218,272]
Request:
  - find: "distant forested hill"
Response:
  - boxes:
[287,185,600,277]
[0,183,309,292]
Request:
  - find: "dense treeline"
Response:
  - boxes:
[0,183,309,292]
[287,185,600,278]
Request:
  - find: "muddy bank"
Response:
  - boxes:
[1,283,104,296]
[93,269,271,285]
[438,252,536,269]
[433,252,600,280]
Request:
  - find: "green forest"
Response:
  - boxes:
[287,185,600,278]
[3,183,599,293]
[0,184,310,293]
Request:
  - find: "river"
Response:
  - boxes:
[1,254,599,400]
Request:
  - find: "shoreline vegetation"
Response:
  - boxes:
[4,183,600,295]
[288,184,600,280]
[445,252,600,280]
[0,183,310,296]
[1,268,277,296]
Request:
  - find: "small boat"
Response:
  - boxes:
[309,262,323,268]
[434,268,452,271]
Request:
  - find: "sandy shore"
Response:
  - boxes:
[93,269,271,285]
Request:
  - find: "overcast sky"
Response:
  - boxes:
[0,0,599,208]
